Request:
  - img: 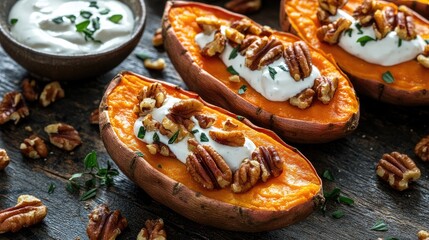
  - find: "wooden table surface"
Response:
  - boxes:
[1,0,428,239]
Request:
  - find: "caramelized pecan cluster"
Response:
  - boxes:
[196,17,338,109]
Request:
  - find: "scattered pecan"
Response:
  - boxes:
[152,28,163,47]
[376,152,421,191]
[195,113,216,129]
[87,204,128,240]
[395,10,417,40]
[137,83,167,110]
[353,0,382,26]
[169,99,204,119]
[418,230,429,240]
[231,18,256,35]
[224,27,245,45]
[142,114,160,132]
[313,76,338,104]
[373,7,396,39]
[0,148,10,170]
[159,117,188,142]
[317,17,352,45]
[39,81,65,107]
[137,218,167,240]
[284,41,313,81]
[0,195,47,233]
[144,58,166,71]
[146,142,176,158]
[289,88,315,109]
[186,139,232,190]
[239,35,259,54]
[252,146,284,182]
[415,135,429,161]
[0,91,29,125]
[20,135,48,159]
[231,159,261,193]
[318,0,347,15]
[201,31,226,57]
[209,130,245,147]
[225,0,261,14]
[21,78,39,102]
[44,123,82,151]
[244,37,283,70]
[89,109,99,125]
[222,119,238,131]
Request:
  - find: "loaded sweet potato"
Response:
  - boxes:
[99,71,323,232]
[162,1,360,143]
[281,0,429,105]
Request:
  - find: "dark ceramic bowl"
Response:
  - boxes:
[0,0,146,81]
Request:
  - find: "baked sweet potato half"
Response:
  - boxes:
[385,0,429,18]
[280,0,429,105]
[162,1,359,143]
[99,71,323,232]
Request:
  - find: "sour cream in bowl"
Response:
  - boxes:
[0,0,146,81]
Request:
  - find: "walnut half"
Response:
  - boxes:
[44,123,82,151]
[0,148,10,170]
[87,204,128,240]
[20,135,48,159]
[0,91,29,125]
[137,218,167,240]
[415,135,429,161]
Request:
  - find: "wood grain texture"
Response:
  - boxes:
[0,0,428,239]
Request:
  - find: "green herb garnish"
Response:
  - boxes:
[331,209,344,219]
[278,65,288,72]
[52,16,64,24]
[10,18,18,25]
[169,130,180,144]
[136,151,144,157]
[108,14,123,24]
[65,15,76,23]
[355,23,363,34]
[227,66,239,75]
[268,66,277,80]
[371,219,388,231]
[80,188,97,201]
[89,1,99,9]
[238,85,247,95]
[237,115,245,121]
[200,132,209,142]
[191,129,199,134]
[398,38,402,47]
[322,170,334,181]
[99,8,110,15]
[135,51,155,60]
[48,183,56,194]
[229,46,240,60]
[80,11,93,19]
[137,126,146,139]
[76,20,91,32]
[153,132,160,142]
[338,196,354,205]
[357,35,375,46]
[92,17,100,31]
[344,28,353,37]
[382,71,394,83]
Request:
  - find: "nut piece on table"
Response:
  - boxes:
[0,195,48,233]
[318,0,347,15]
[0,148,10,170]
[209,130,245,147]
[231,159,261,193]
[20,135,48,159]
[317,17,352,45]
[376,151,421,191]
[152,28,163,47]
[21,78,39,102]
[252,146,284,182]
[0,91,29,125]
[418,230,429,240]
[415,135,429,161]
[137,218,167,240]
[144,58,166,71]
[87,204,128,240]
[289,88,315,109]
[89,109,100,125]
[284,41,313,81]
[225,0,261,14]
[44,123,82,151]
[39,81,65,107]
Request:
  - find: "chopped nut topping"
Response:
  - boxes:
[87,204,128,240]
[415,135,429,161]
[186,139,232,190]
[137,83,167,111]
[89,109,99,125]
[225,27,245,45]
[228,75,241,83]
[231,159,261,193]
[230,18,252,33]
[195,113,216,129]
[159,117,188,142]
[137,218,167,240]
[313,76,338,104]
[146,142,176,158]
[170,99,204,119]
[376,151,421,191]
[353,0,383,26]
[196,16,225,34]
[225,0,261,14]
[222,119,238,131]
[44,123,82,151]
[245,37,283,70]
[0,148,10,170]
[317,17,352,45]
[20,135,48,159]
[395,10,417,40]
[39,81,65,107]
[252,146,284,182]
[418,230,429,240]
[317,8,332,25]
[284,41,313,81]
[142,114,160,132]
[373,7,396,39]
[152,28,163,47]
[21,78,39,102]
[201,31,226,57]
[209,130,245,147]
[318,0,347,15]
[144,58,166,71]
[0,91,29,125]
[0,195,47,233]
[289,88,315,109]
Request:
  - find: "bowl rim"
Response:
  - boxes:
[0,0,147,58]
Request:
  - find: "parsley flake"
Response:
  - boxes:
[278,65,288,72]
[191,129,199,134]
[331,209,344,219]
[238,85,247,95]
[153,132,160,142]
[322,170,334,181]
[99,8,110,15]
[80,188,97,201]
[10,18,18,25]
[135,51,155,60]
[135,151,144,157]
[108,14,123,24]
[80,11,93,19]
[237,115,245,121]
[227,66,239,75]
[268,66,277,80]
[65,15,76,23]
[355,23,363,34]
[344,28,353,37]
[229,46,240,60]
[52,16,64,24]
[382,71,394,83]
[169,130,180,144]
[398,38,402,47]
[137,126,146,139]
[76,20,90,32]
[338,196,354,205]
[48,183,56,194]
[89,1,99,9]
[357,35,375,46]
[371,219,388,231]
[92,17,100,31]
[200,132,209,142]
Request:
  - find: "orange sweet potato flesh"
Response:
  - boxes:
[100,71,323,231]
[281,0,429,105]
[163,1,360,143]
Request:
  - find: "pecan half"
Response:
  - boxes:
[289,88,315,109]
[252,146,284,182]
[317,17,352,45]
[245,37,283,70]
[0,148,10,170]
[152,28,163,47]
[209,130,245,147]
[196,16,224,34]
[318,0,347,15]
[353,0,382,26]
[195,113,216,129]
[376,152,421,191]
[21,78,39,102]
[89,109,100,125]
[87,204,128,240]
[186,139,232,190]
[44,123,82,151]
[39,81,65,107]
[225,27,245,45]
[0,195,47,233]
[395,10,417,40]
[415,135,429,161]
[284,41,313,81]
[373,7,396,39]
[225,0,261,14]
[137,218,167,240]
[169,99,203,119]
[201,31,226,57]
[231,159,261,193]
[20,135,48,159]
[0,91,29,125]
[313,76,338,104]
[222,119,238,131]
